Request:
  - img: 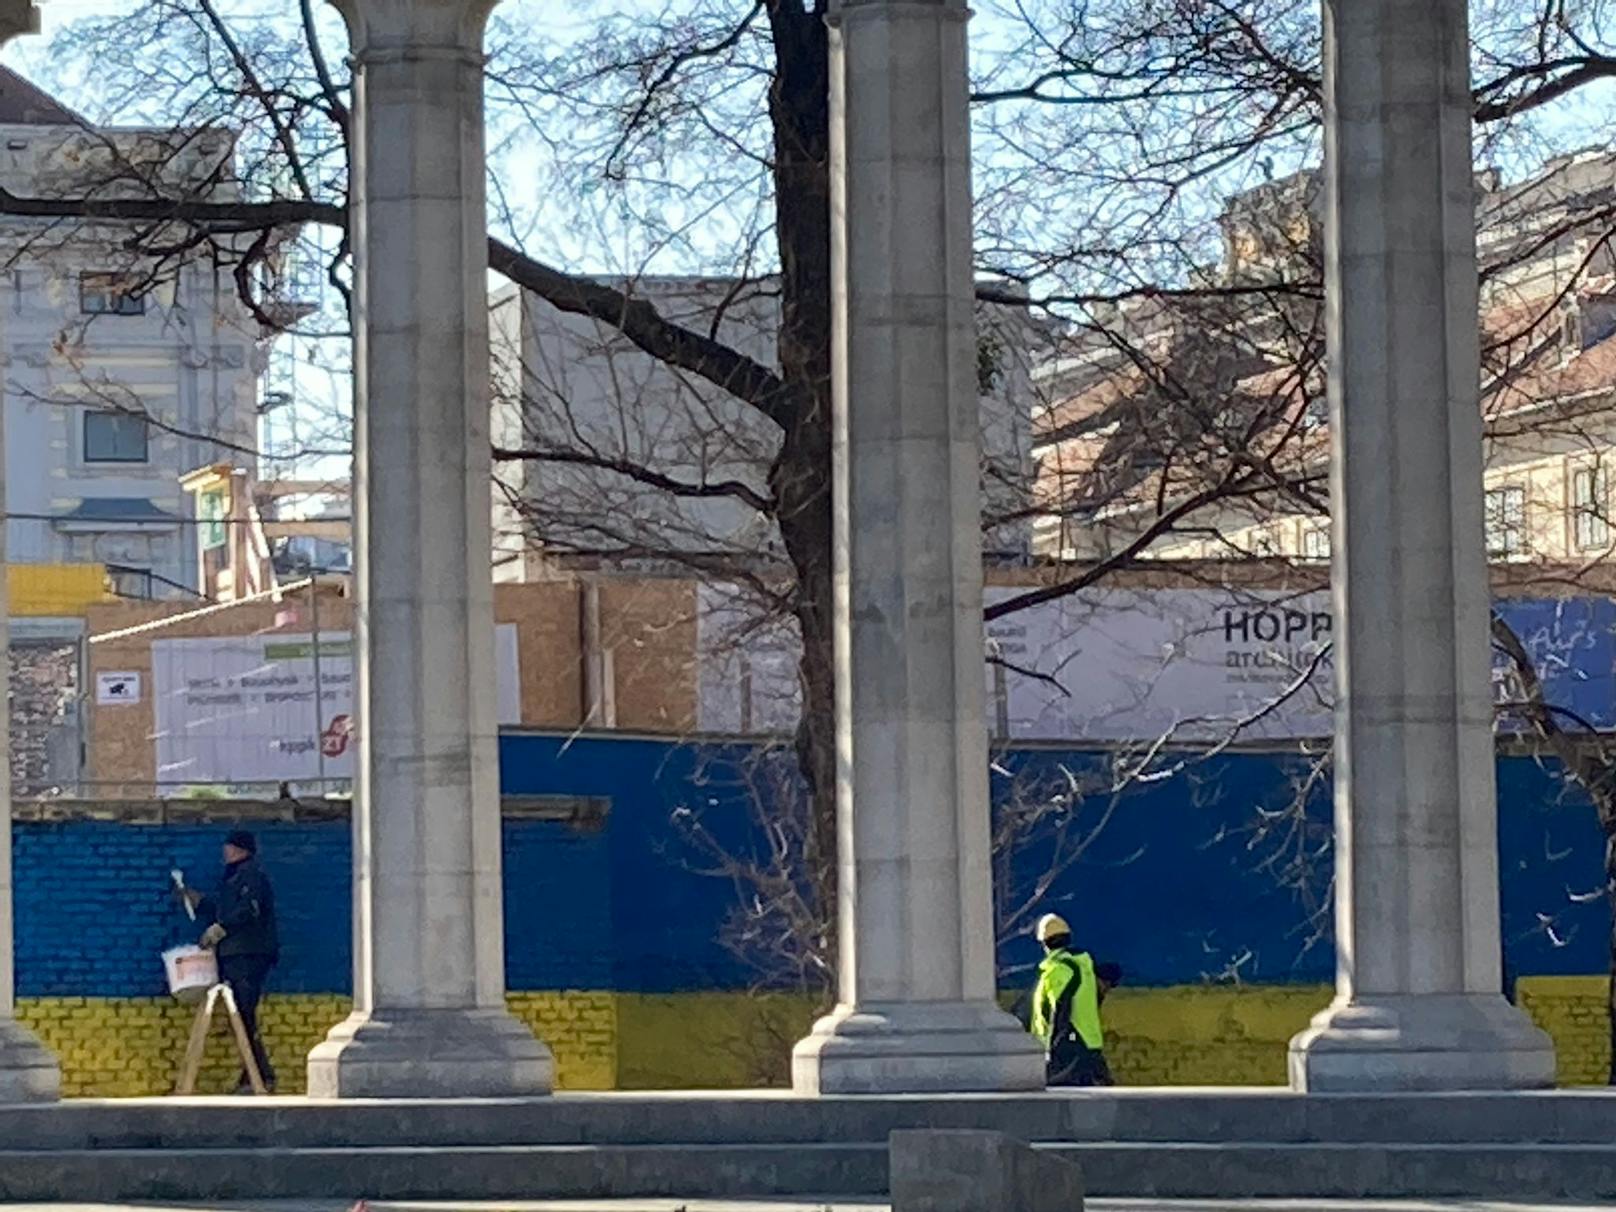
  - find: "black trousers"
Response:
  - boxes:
[218,952,277,1087]
[1047,1038,1114,1088]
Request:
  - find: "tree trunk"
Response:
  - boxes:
[779,507,837,992]
[765,0,836,996]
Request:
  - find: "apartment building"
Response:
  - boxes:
[1032,149,1616,570]
[0,68,282,599]
[489,275,1049,579]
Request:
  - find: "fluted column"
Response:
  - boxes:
[307,0,552,1097]
[1288,0,1554,1091]
[0,0,59,1106]
[790,0,1044,1095]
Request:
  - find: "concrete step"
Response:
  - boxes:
[5,1091,1616,1151]
[0,1143,882,1204]
[3,1141,1616,1203]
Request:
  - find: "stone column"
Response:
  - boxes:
[1288,0,1554,1091]
[307,0,552,1097]
[0,0,59,1106]
[791,0,1044,1095]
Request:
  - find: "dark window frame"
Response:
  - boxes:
[1573,465,1610,552]
[79,272,146,317]
[82,410,150,464]
[1485,485,1527,558]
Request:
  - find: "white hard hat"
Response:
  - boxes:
[1035,913,1071,943]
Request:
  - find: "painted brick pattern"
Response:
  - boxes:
[16,982,1616,1094]
[15,995,348,1097]
[13,820,351,998]
[509,991,617,1089]
[17,993,622,1096]
[7,735,1616,1095]
[1101,984,1331,1085]
[12,817,610,999]
[503,822,612,991]
[1518,975,1611,1086]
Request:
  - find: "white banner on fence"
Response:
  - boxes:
[982,588,1333,742]
[150,626,522,788]
[695,584,1335,742]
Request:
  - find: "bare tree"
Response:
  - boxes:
[19,0,1616,1067]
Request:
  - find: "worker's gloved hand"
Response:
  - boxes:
[199,923,227,949]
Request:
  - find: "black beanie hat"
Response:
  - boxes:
[224,829,257,855]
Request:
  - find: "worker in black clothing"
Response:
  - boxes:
[180,829,279,1093]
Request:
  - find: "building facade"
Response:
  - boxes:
[1032,150,1616,570]
[489,275,1046,579]
[0,69,274,599]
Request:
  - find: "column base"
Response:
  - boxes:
[792,1000,1046,1095]
[307,1007,554,1098]
[0,1017,59,1103]
[1289,993,1555,1092]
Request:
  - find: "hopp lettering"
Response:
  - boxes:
[1223,608,1332,645]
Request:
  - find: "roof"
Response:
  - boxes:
[55,498,179,525]
[0,67,84,128]
[1035,309,1616,527]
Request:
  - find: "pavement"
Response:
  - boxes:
[1,1201,1605,1212]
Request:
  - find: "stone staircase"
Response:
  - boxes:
[0,1090,1614,1202]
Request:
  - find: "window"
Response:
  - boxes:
[1302,526,1331,561]
[82,410,148,463]
[1573,466,1610,551]
[79,272,144,316]
[1485,486,1527,558]
[199,489,228,550]
[1562,309,1583,356]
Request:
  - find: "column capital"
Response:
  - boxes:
[0,2,39,46]
[329,0,498,57]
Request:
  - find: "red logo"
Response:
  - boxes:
[320,714,353,758]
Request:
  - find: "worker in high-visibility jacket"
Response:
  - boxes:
[1029,913,1114,1087]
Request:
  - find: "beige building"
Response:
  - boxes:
[1032,151,1616,571]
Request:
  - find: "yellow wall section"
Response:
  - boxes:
[616,992,818,1088]
[16,980,1614,1094]
[7,563,112,617]
[17,992,619,1097]
[1102,984,1331,1084]
[17,995,350,1097]
[508,990,618,1090]
[1516,976,1610,1086]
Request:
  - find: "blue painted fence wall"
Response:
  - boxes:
[12,733,1610,998]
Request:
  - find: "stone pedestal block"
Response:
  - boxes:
[796,1002,1048,1096]
[890,1129,1085,1212]
[307,1008,552,1099]
[1291,994,1554,1092]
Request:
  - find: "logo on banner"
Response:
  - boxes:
[321,714,353,758]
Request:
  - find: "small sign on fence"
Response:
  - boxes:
[95,671,142,706]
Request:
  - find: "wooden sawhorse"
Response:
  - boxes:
[174,981,268,1096]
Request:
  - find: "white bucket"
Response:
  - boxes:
[162,945,218,1003]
